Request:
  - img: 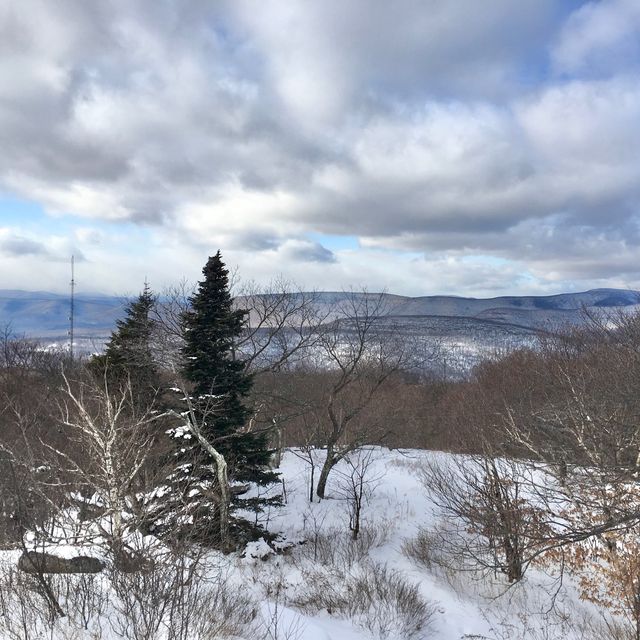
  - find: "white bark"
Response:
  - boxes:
[176,393,231,549]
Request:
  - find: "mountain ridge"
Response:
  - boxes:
[1,287,638,339]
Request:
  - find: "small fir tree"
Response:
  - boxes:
[89,284,160,409]
[176,252,278,542]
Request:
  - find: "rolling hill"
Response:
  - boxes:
[2,288,638,370]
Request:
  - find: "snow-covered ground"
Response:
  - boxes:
[0,448,620,639]
[250,448,609,640]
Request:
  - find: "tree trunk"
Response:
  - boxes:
[309,462,315,503]
[351,500,361,540]
[272,419,283,468]
[182,406,232,551]
[504,536,522,582]
[316,448,337,499]
[214,452,231,550]
[351,476,364,540]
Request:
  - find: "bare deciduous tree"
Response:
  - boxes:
[49,372,169,566]
[235,278,326,375]
[335,447,383,540]
[312,292,411,498]
[421,452,548,583]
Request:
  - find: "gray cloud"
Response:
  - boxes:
[0,235,49,257]
[0,232,86,263]
[281,240,337,264]
[230,232,282,252]
[0,0,639,294]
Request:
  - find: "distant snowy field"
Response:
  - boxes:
[0,448,617,639]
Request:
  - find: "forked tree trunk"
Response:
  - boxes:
[213,451,231,549]
[181,406,232,550]
[316,446,337,499]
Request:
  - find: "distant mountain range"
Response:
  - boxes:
[0,290,125,340]
[2,288,639,368]
[304,288,640,330]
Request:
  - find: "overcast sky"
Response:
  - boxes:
[0,0,639,297]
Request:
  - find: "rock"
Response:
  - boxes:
[18,551,105,574]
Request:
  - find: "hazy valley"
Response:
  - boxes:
[3,286,639,374]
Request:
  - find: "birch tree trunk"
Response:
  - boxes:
[181,399,232,550]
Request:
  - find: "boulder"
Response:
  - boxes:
[18,551,105,574]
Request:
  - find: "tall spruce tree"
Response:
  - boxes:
[89,284,160,409]
[177,252,278,540]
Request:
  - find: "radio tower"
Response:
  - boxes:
[69,255,75,360]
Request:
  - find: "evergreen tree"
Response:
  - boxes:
[176,252,278,540]
[89,284,160,409]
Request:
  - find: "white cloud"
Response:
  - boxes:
[552,0,640,76]
[1,0,639,296]
[0,226,83,263]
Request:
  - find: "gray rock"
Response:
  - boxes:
[18,551,105,574]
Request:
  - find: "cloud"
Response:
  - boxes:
[0,1,559,226]
[0,234,49,257]
[280,240,336,264]
[230,0,558,119]
[552,0,640,77]
[296,76,640,253]
[0,228,85,264]
[0,1,639,296]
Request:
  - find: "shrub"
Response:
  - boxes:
[293,562,436,640]
[403,528,447,571]
[296,523,389,569]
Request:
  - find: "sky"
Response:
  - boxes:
[1,0,639,298]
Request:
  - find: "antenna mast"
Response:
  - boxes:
[69,255,75,360]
